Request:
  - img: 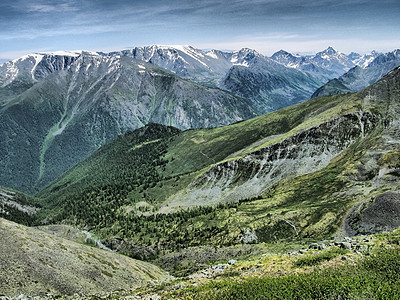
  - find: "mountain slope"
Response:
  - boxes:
[0,218,166,297]
[0,52,257,193]
[222,55,322,112]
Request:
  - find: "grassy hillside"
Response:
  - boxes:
[0,218,166,297]
[162,233,400,300]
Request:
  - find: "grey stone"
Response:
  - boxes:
[228,259,237,265]
[340,242,352,249]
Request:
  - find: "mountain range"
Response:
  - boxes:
[1,46,398,193]
[311,49,400,98]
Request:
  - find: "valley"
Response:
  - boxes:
[0,46,400,299]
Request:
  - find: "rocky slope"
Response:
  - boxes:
[0,218,167,297]
[0,186,39,225]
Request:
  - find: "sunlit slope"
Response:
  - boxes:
[0,218,166,297]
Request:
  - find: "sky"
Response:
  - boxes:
[0,0,399,62]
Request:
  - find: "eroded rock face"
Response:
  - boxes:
[348,192,400,234]
[163,112,378,210]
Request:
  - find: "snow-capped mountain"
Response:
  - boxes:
[271,47,383,81]
[110,45,233,86]
[0,51,90,105]
[312,49,400,98]
[112,45,324,113]
[348,50,381,68]
[309,47,354,76]
[0,51,89,84]
[270,49,336,82]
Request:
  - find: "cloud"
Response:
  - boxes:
[25,2,78,13]
[195,36,400,55]
[0,0,399,59]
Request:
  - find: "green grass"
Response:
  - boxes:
[169,247,400,299]
[293,248,348,267]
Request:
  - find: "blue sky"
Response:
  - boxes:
[0,0,399,62]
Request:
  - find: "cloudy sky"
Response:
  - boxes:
[0,0,399,62]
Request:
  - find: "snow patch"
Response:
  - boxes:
[205,51,218,59]
[31,54,44,80]
[52,123,67,136]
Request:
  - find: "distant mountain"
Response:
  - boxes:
[312,49,400,98]
[0,52,80,105]
[271,49,336,82]
[348,50,380,68]
[271,47,383,81]
[112,45,324,112]
[222,52,322,112]
[0,51,257,193]
[309,47,355,77]
[110,45,233,86]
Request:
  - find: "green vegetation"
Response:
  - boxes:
[169,247,400,299]
[293,247,348,267]
[37,124,180,223]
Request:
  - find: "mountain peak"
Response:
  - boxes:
[322,46,338,55]
[276,49,290,55]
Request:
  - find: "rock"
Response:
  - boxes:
[357,245,369,252]
[339,242,352,250]
[309,243,319,249]
[213,264,228,270]
[240,230,258,244]
[318,243,327,250]
[299,249,307,254]
[228,259,237,265]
